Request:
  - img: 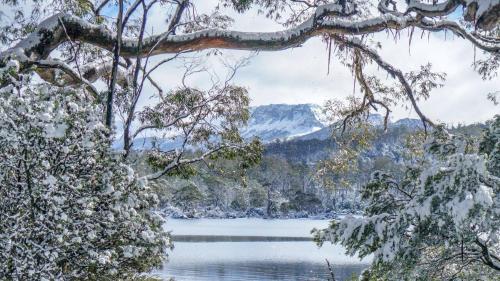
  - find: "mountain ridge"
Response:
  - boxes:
[121,103,423,150]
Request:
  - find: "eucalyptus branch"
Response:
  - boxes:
[333,34,435,131]
[32,59,99,99]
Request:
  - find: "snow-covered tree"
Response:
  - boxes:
[0,0,262,276]
[0,63,169,280]
[314,115,500,280]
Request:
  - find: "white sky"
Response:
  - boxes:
[1,0,498,125]
[141,1,499,125]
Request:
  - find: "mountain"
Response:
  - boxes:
[241,104,326,143]
[392,118,425,129]
[241,105,413,143]
[294,113,390,142]
[119,104,425,150]
[265,122,414,164]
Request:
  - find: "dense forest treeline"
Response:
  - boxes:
[134,122,487,218]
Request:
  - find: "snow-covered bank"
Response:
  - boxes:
[160,205,362,220]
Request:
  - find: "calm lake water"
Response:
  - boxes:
[153,218,370,281]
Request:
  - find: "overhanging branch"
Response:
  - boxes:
[333,35,435,130]
[405,0,461,17]
[1,2,497,73]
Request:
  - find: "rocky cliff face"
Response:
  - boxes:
[241,104,326,142]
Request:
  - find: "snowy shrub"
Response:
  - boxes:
[0,64,170,280]
[314,117,500,280]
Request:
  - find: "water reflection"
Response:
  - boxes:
[160,260,366,281]
[156,219,370,281]
[156,241,369,281]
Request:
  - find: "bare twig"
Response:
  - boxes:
[106,0,124,128]
[325,259,336,281]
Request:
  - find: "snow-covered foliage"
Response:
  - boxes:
[0,64,169,280]
[314,116,500,280]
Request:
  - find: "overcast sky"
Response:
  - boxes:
[139,1,499,125]
[1,1,498,125]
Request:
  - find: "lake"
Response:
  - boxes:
[153,218,370,281]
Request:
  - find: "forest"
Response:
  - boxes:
[148,120,488,220]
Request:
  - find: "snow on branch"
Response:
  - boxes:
[32,59,100,98]
[1,1,498,77]
[406,0,462,16]
[382,0,499,30]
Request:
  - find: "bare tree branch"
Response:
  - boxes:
[93,0,112,17]
[352,49,391,130]
[122,0,144,31]
[106,0,124,128]
[144,143,247,180]
[168,0,189,35]
[124,0,151,157]
[332,35,435,130]
[32,59,100,98]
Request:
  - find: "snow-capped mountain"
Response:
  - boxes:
[241,104,326,143]
[240,105,423,143]
[118,104,424,150]
[392,118,425,129]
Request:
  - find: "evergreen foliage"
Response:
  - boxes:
[314,116,500,280]
[0,63,169,280]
